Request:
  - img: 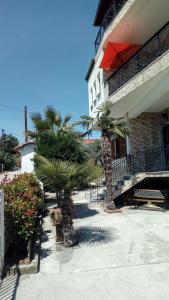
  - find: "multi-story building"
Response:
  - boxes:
[86,0,169,198]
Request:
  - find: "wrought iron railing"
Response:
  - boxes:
[107,22,169,95]
[95,0,128,53]
[131,146,169,174]
[87,147,169,202]
[112,146,169,183]
[112,156,132,182]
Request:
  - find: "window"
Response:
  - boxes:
[93,81,97,101]
[97,73,101,96]
[90,88,93,103]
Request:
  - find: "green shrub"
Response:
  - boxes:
[0,173,42,249]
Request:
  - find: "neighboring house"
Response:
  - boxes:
[14,141,36,173]
[86,0,169,198]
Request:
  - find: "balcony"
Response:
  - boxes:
[95,0,128,53]
[107,22,169,96]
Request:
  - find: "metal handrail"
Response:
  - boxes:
[112,146,169,182]
[88,147,169,202]
[95,0,128,53]
[107,21,169,95]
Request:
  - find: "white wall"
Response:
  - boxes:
[19,145,35,173]
[88,49,105,118]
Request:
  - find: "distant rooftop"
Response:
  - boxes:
[82,139,100,145]
[14,141,35,152]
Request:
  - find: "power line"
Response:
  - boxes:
[0,103,32,114]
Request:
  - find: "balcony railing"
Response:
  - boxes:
[112,146,169,183]
[95,0,127,53]
[107,22,169,96]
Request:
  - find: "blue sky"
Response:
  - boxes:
[0,0,98,141]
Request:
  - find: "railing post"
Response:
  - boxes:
[136,54,140,71]
[157,34,161,57]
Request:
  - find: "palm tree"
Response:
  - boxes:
[77,101,128,211]
[28,106,76,137]
[35,155,102,245]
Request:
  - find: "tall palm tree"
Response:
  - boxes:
[77,101,128,211]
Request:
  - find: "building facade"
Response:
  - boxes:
[86,0,169,172]
[14,141,36,173]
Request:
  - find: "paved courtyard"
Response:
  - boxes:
[2,192,169,300]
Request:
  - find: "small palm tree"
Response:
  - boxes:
[77,101,128,210]
[35,155,103,245]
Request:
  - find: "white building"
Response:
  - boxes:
[86,0,169,198]
[86,0,169,162]
[14,141,36,173]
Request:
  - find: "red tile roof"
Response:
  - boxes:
[82,139,100,145]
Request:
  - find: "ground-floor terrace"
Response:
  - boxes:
[113,111,169,161]
[1,191,169,300]
[112,111,169,179]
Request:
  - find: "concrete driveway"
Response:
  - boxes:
[3,192,169,300]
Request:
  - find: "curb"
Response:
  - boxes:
[3,216,43,277]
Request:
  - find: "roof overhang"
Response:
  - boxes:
[93,0,113,26]
[14,141,36,153]
[85,58,95,81]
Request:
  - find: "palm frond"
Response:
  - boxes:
[31,112,51,131]
[54,114,62,127]
[26,130,37,139]
[80,129,93,138]
[96,101,112,115]
[108,125,128,138]
[45,106,59,125]
[35,155,102,192]
[80,115,94,120]
[31,113,42,123]
[63,113,73,126]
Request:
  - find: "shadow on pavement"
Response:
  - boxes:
[41,229,52,243]
[40,247,53,259]
[73,203,99,219]
[76,226,118,247]
[0,273,20,300]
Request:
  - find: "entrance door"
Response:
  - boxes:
[112,137,126,159]
[163,124,169,170]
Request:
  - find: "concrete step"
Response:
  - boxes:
[112,185,119,191]
[123,175,133,180]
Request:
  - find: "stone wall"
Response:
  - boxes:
[129,112,165,154]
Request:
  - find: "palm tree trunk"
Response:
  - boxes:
[101,133,116,210]
[62,190,73,229]
[62,190,75,247]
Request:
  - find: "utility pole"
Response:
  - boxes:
[24,105,28,143]
[1,129,5,139]
[1,129,5,151]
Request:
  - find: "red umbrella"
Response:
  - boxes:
[99,42,141,70]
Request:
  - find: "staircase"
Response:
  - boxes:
[88,147,169,206]
[112,173,146,200]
